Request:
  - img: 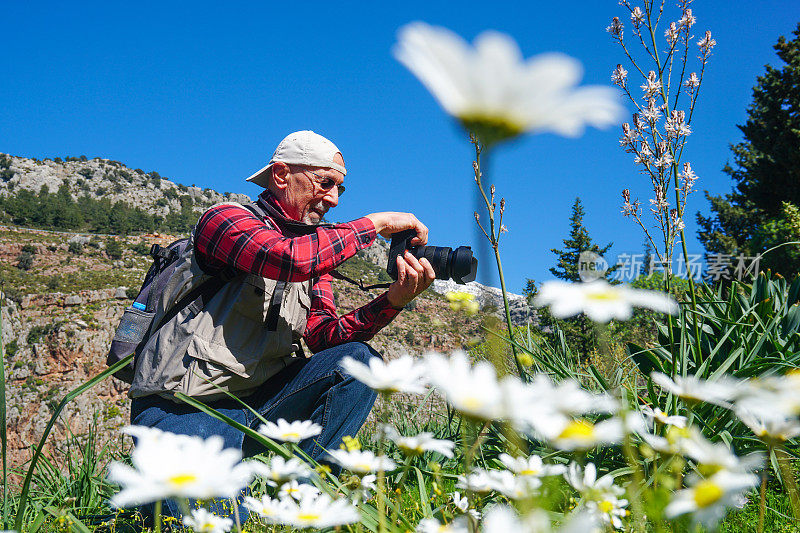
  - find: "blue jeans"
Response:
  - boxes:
[129,341,380,522]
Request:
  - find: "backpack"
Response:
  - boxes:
[106,202,264,383]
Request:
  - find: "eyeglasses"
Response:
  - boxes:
[302,169,345,197]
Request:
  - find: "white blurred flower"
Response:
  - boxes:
[389,431,455,458]
[482,505,600,533]
[257,419,322,444]
[425,351,505,420]
[278,480,321,501]
[680,430,762,475]
[698,31,717,53]
[586,495,629,530]
[327,449,396,475]
[486,469,541,499]
[684,72,700,90]
[182,508,233,533]
[243,494,287,522]
[736,409,800,442]
[451,491,481,520]
[665,109,691,138]
[351,473,377,503]
[665,22,679,44]
[565,462,625,502]
[640,71,662,99]
[279,492,360,529]
[650,372,739,406]
[630,7,644,26]
[108,427,254,507]
[417,517,469,533]
[498,453,566,478]
[394,22,623,143]
[456,468,495,493]
[665,471,758,527]
[606,17,623,37]
[680,8,697,27]
[611,64,628,87]
[250,456,312,487]
[641,405,687,427]
[537,416,625,451]
[341,354,426,394]
[535,279,678,323]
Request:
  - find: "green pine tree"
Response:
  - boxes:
[550,197,615,282]
[698,24,800,277]
[546,197,616,358]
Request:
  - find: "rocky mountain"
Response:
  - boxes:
[0,153,249,220]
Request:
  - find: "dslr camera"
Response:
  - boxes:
[386,229,477,284]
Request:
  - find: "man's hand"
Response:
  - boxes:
[386,251,436,309]
[365,212,428,246]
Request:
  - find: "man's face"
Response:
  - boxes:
[277,152,346,224]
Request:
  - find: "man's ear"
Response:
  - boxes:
[271,162,290,190]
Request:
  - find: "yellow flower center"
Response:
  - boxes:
[520,468,539,476]
[558,419,595,441]
[586,291,621,302]
[282,432,301,440]
[459,115,526,146]
[598,500,614,513]
[692,480,724,508]
[167,473,198,488]
[297,512,321,522]
[355,463,373,472]
[461,397,484,411]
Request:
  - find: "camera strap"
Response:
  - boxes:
[329,269,391,291]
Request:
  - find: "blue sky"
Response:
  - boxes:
[2,1,798,292]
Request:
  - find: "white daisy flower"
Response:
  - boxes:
[393,22,623,144]
[424,351,505,420]
[482,505,600,533]
[534,280,678,323]
[417,517,469,533]
[243,494,288,523]
[486,469,541,499]
[665,471,758,527]
[535,416,625,451]
[278,480,321,501]
[736,407,800,443]
[456,469,496,493]
[181,508,233,533]
[350,473,377,503]
[257,418,322,444]
[680,430,763,475]
[650,372,740,406]
[340,354,427,394]
[498,453,566,478]
[451,491,481,520]
[250,456,312,487]
[640,405,687,427]
[389,431,455,458]
[279,492,360,529]
[327,449,397,475]
[585,496,629,530]
[108,428,254,507]
[564,462,625,502]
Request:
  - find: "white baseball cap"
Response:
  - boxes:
[246,130,347,188]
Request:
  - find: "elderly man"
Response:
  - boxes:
[129,130,433,474]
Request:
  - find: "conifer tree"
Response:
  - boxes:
[550,197,615,282]
[698,24,800,276]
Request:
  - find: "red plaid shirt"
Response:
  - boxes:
[194,192,400,353]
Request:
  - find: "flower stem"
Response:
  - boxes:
[776,445,800,520]
[758,468,767,533]
[154,500,162,533]
[471,137,526,380]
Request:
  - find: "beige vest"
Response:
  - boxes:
[129,215,313,401]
